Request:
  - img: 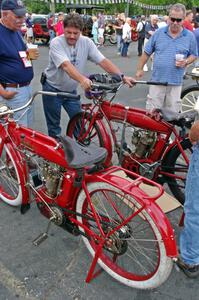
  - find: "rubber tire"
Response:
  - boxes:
[67,112,105,148]
[109,33,117,44]
[181,85,199,113]
[162,138,192,205]
[0,144,22,206]
[76,182,173,289]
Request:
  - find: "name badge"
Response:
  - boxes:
[19,51,32,68]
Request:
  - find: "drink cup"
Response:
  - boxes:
[175,53,184,67]
[175,53,184,61]
[27,44,39,60]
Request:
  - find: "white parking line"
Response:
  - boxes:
[0,261,37,300]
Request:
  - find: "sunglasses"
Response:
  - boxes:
[170,17,183,23]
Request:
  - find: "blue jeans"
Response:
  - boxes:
[42,80,81,138]
[121,41,130,57]
[49,29,55,42]
[180,143,199,265]
[116,34,122,53]
[0,85,33,127]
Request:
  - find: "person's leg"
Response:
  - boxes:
[121,42,128,57]
[146,85,166,112]
[137,37,142,56]
[62,97,82,119]
[116,34,122,53]
[180,144,199,265]
[62,97,82,137]
[93,34,98,45]
[42,81,62,138]
[165,86,182,117]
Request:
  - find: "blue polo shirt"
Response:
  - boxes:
[0,24,33,84]
[144,26,198,85]
[193,28,199,55]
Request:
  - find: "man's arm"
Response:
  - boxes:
[61,60,92,90]
[135,52,150,79]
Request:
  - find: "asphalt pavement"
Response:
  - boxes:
[0,41,197,300]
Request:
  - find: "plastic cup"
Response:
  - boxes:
[27,44,38,60]
[175,54,184,61]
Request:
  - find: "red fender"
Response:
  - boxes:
[93,118,113,167]
[92,166,178,257]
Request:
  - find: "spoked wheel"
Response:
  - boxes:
[0,143,22,205]
[181,85,199,113]
[76,182,173,289]
[67,112,105,148]
[162,138,192,205]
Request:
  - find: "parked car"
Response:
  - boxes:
[32,15,50,45]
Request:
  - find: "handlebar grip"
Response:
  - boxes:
[91,83,114,90]
[147,81,168,86]
[135,80,168,86]
[57,92,80,100]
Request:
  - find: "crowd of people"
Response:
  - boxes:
[0,0,199,281]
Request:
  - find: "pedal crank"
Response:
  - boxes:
[33,216,55,246]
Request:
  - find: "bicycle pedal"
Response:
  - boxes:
[32,232,48,246]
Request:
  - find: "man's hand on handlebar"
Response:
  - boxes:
[80,77,93,91]
[123,76,136,87]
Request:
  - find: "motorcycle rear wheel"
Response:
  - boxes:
[76,182,173,289]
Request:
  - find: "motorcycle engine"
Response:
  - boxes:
[131,129,157,158]
[42,161,65,198]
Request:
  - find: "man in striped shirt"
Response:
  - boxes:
[136,3,198,120]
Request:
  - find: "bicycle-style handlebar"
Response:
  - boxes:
[91,80,168,94]
[135,80,168,86]
[0,91,80,117]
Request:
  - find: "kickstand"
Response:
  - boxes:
[33,216,55,246]
[86,240,105,283]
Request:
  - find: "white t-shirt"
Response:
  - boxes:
[45,34,105,91]
[122,23,131,40]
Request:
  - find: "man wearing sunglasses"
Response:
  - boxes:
[136,3,198,120]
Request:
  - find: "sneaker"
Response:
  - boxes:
[143,64,148,72]
[117,52,121,55]
[176,257,199,278]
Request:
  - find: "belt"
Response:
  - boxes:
[0,82,30,88]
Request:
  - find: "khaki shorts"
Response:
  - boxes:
[146,85,182,119]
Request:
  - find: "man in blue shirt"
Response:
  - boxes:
[0,0,39,127]
[136,3,198,120]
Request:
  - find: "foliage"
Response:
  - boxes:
[23,0,198,15]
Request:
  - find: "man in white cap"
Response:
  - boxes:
[0,0,39,126]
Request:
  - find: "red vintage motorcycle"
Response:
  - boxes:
[0,90,178,289]
[67,74,194,205]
